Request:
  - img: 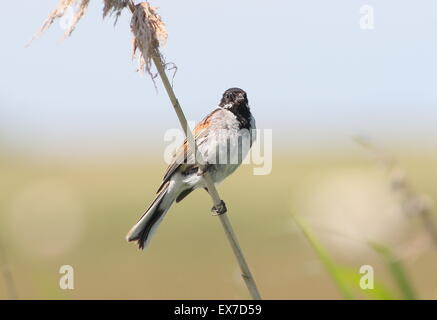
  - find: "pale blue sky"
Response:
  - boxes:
[1,1,436,156]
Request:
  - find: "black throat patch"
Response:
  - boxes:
[225,103,252,130]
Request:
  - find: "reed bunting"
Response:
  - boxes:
[126,88,256,249]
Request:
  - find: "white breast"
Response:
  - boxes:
[198,108,255,183]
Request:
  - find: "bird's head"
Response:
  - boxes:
[219,88,249,109]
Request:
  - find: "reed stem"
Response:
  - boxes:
[0,242,17,300]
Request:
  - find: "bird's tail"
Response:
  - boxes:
[126,181,177,249]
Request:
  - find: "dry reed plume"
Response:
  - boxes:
[103,0,129,23]
[131,2,167,75]
[28,0,90,43]
[29,0,166,77]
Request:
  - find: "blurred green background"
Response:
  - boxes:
[1,149,437,299]
[1,0,437,299]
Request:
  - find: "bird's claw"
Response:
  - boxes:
[211,200,227,215]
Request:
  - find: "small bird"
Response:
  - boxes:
[126,88,256,249]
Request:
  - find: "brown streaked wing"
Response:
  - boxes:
[156,108,220,193]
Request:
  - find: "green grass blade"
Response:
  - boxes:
[371,243,417,300]
[337,266,397,300]
[291,213,354,299]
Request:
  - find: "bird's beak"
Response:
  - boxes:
[236,93,245,103]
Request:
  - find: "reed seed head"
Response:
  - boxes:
[29,0,90,43]
[131,2,167,75]
[103,0,129,24]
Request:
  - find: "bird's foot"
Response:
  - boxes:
[211,200,227,215]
